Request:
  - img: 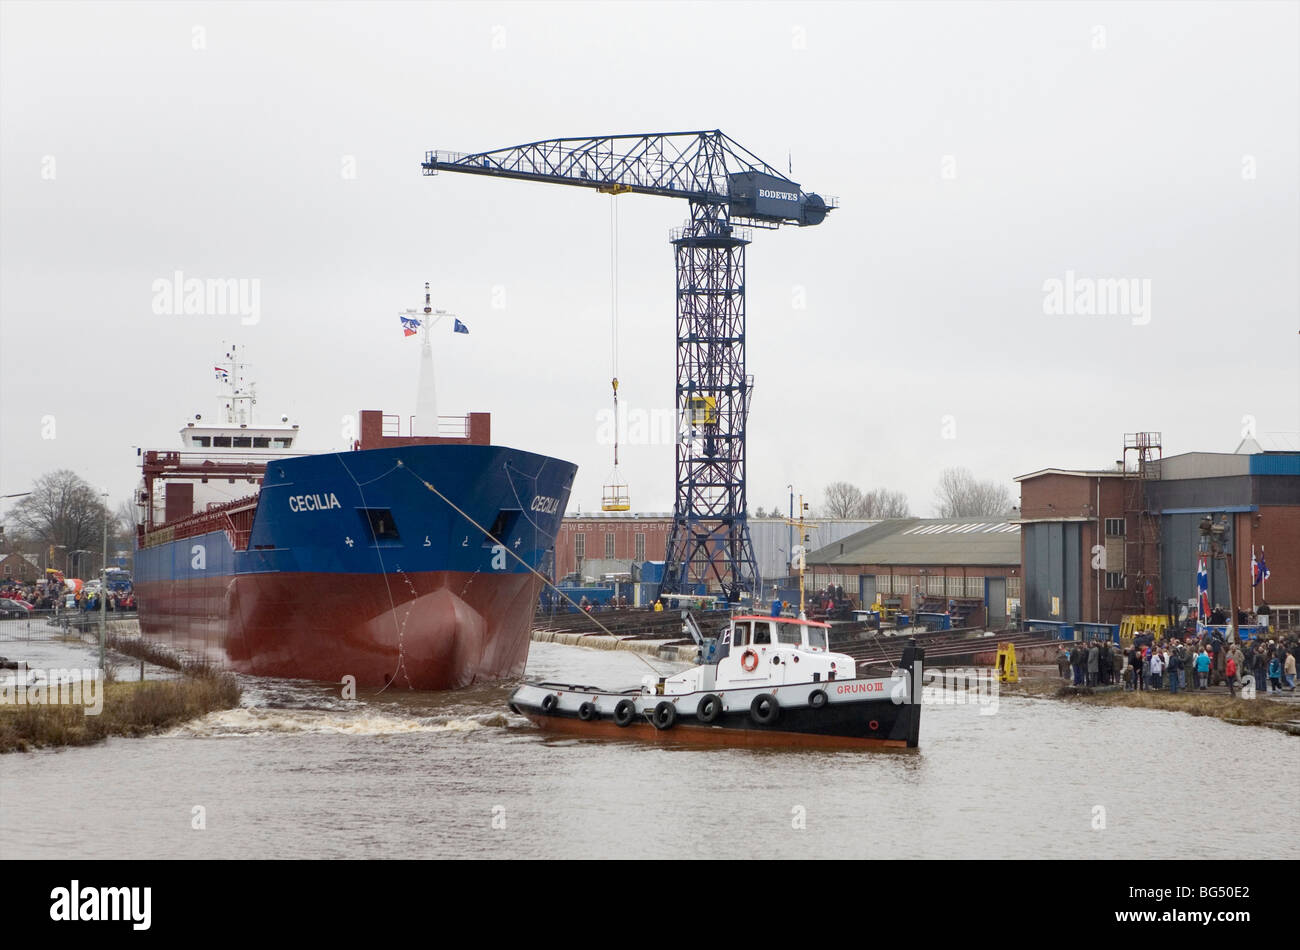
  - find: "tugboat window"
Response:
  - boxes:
[232,437,252,448]
[733,622,751,647]
[213,436,232,447]
[777,623,802,646]
[360,508,400,543]
[807,628,828,652]
[753,623,772,645]
[253,437,271,448]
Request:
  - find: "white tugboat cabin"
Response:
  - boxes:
[649,615,854,697]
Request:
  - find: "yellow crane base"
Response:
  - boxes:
[995,642,1019,683]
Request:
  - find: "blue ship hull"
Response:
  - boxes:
[135,444,576,688]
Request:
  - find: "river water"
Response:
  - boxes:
[1,628,1296,859]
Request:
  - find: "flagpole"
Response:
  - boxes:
[1251,544,1256,613]
[1260,545,1266,602]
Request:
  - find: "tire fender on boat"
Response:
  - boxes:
[541,693,559,713]
[652,701,677,730]
[750,693,780,725]
[697,693,722,724]
[808,689,828,709]
[578,701,598,721]
[614,698,637,727]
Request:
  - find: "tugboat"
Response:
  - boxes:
[509,613,924,749]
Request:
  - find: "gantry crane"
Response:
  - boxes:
[423,131,835,601]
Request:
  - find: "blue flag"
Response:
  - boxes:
[453,319,469,334]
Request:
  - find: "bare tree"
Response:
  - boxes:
[823,482,912,518]
[860,488,912,518]
[933,467,1013,518]
[822,481,865,519]
[9,470,113,567]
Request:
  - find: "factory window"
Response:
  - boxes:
[574,534,586,560]
[1105,572,1126,590]
[635,533,645,561]
[946,576,964,597]
[1006,576,1021,598]
[1105,518,1126,536]
[965,576,984,598]
[605,533,615,559]
[927,575,945,596]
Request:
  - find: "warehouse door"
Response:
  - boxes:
[859,574,876,607]
[987,577,1006,627]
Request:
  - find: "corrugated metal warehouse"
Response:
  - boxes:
[805,518,1022,626]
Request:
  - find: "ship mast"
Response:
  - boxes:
[782,494,818,620]
[218,344,256,426]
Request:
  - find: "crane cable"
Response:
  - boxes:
[609,196,619,472]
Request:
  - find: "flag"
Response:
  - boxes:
[214,366,229,381]
[1254,548,1270,587]
[453,319,469,334]
[1197,555,1210,619]
[400,315,421,337]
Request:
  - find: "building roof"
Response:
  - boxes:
[807,518,1021,567]
[1014,467,1124,481]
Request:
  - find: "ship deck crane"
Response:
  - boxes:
[423,131,836,601]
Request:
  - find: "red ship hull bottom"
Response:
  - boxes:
[135,571,543,690]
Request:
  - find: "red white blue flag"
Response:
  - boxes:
[400,315,421,337]
[1197,555,1210,618]
[1253,548,1270,587]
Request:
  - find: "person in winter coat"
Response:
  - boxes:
[1056,646,1072,682]
[1284,650,1297,691]
[1086,642,1100,687]
[1071,645,1085,686]
[1149,648,1164,690]
[1166,649,1182,694]
[1195,647,1211,689]
[1225,652,1239,697]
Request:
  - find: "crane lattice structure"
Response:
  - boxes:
[423,131,835,601]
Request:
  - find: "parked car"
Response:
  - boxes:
[0,598,32,619]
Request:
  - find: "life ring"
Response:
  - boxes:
[808,689,828,709]
[750,693,780,725]
[741,649,759,672]
[540,693,559,713]
[578,701,598,721]
[614,699,637,727]
[652,701,677,730]
[697,693,722,724]
[869,719,879,731]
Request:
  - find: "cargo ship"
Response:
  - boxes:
[133,330,576,690]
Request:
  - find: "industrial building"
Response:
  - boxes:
[1016,435,1300,631]
[805,518,1023,627]
[554,513,876,589]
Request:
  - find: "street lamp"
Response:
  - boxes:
[99,490,109,671]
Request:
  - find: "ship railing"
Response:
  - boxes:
[379,414,471,438]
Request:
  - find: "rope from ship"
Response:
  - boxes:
[400,464,675,677]
[336,455,414,692]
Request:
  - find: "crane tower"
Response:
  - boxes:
[423,131,835,601]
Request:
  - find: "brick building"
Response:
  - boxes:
[0,553,40,583]
[1017,447,1300,630]
[555,512,672,582]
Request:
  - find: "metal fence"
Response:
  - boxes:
[0,609,139,642]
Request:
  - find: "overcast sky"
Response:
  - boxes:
[2,0,1297,524]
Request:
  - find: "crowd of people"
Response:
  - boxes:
[0,579,135,612]
[1056,630,1298,696]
